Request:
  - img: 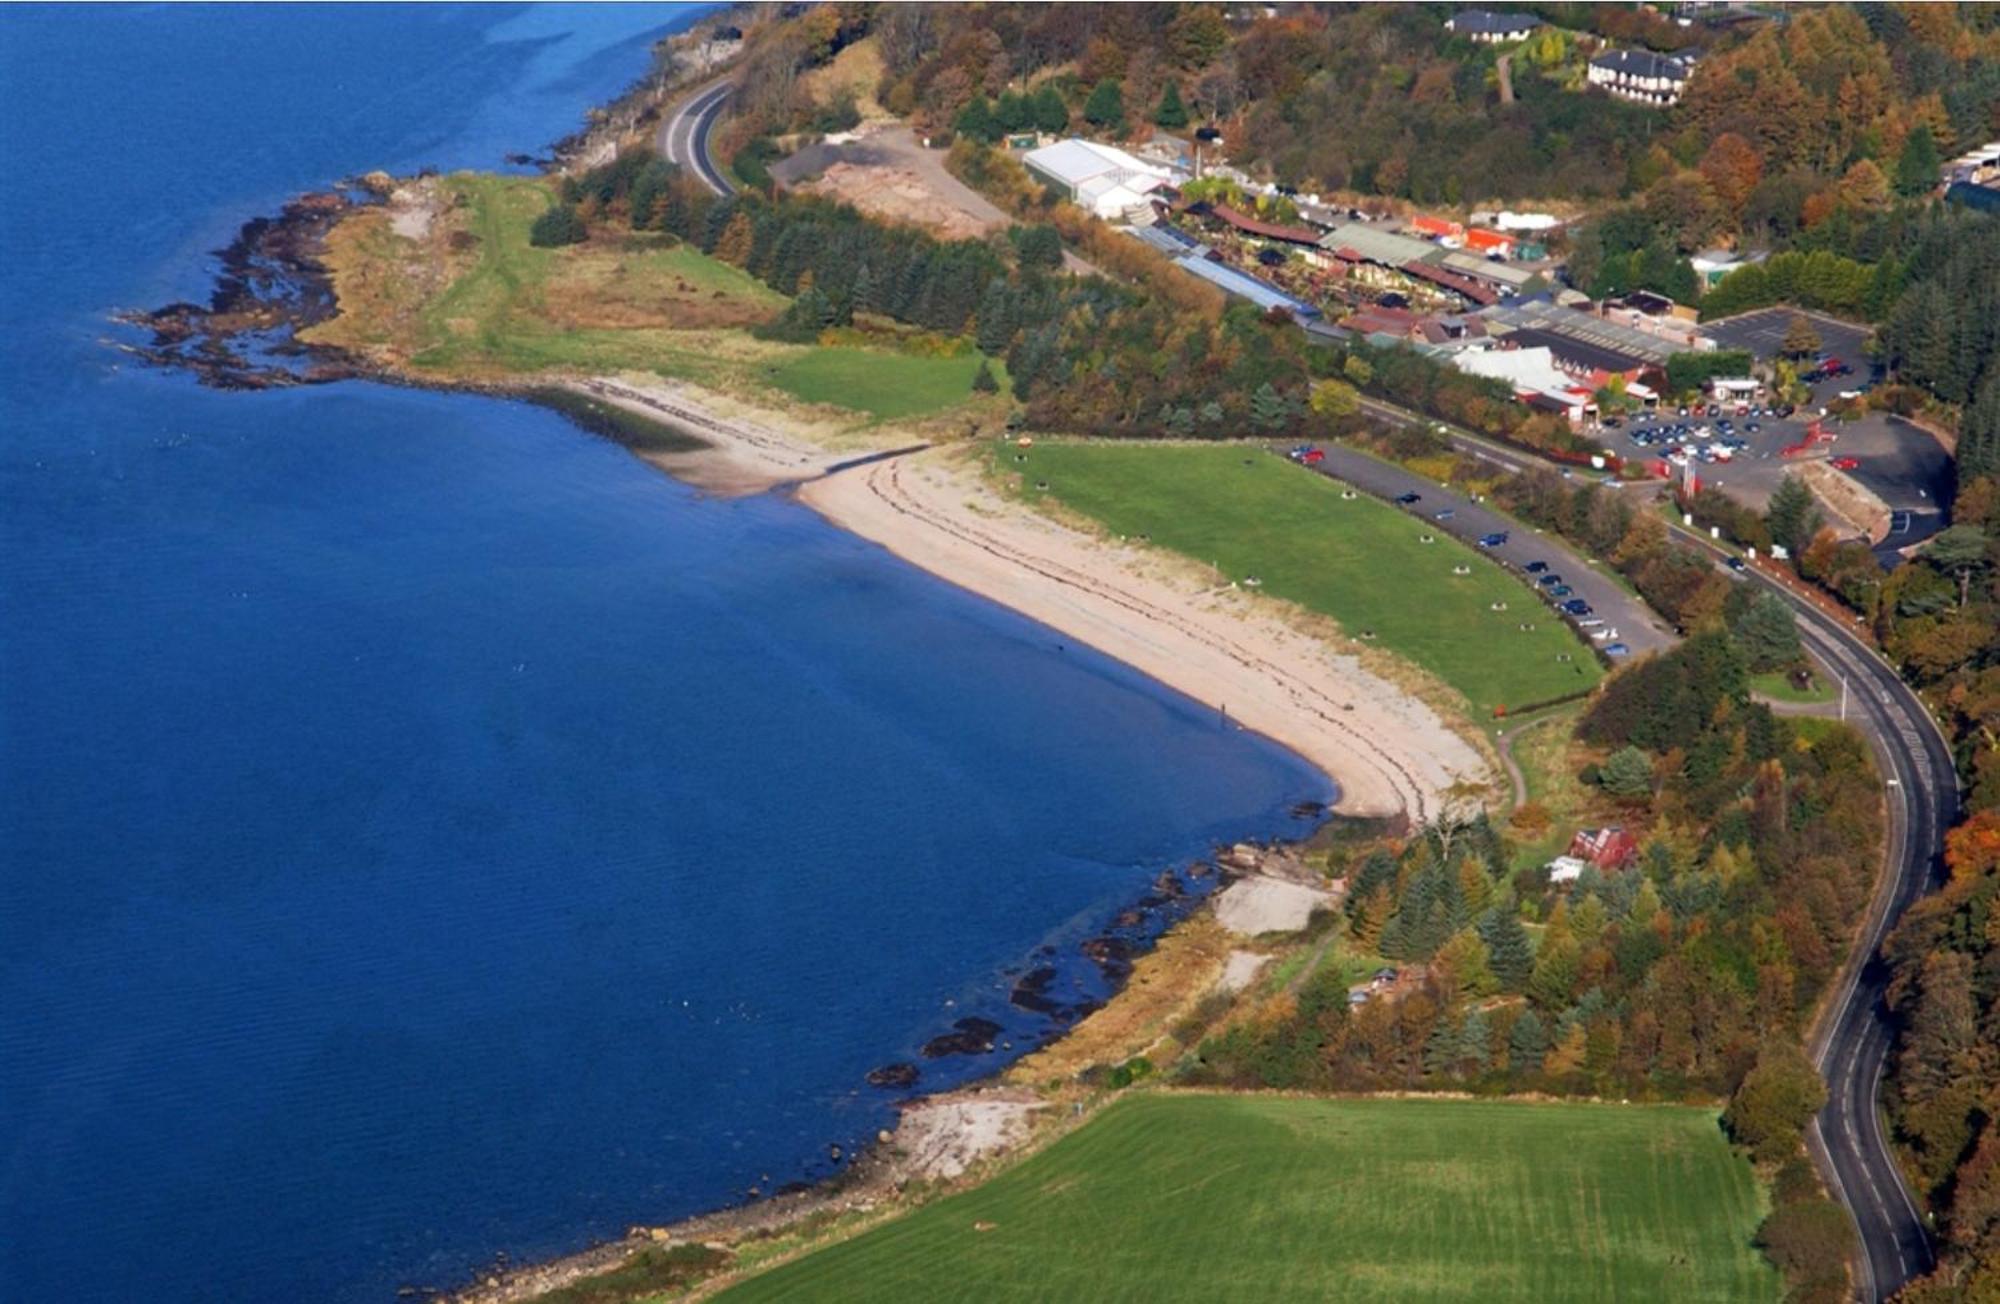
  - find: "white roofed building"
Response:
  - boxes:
[1023,139,1180,222]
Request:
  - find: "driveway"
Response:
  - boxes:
[1297,445,1678,662]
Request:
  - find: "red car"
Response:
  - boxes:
[1302,448,1325,465]
[1831,456,1860,471]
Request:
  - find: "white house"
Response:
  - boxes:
[1587,49,1695,106]
[1445,10,1540,43]
[1022,139,1178,222]
[1547,855,1588,885]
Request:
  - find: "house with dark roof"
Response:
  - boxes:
[1587,48,1695,106]
[1445,10,1540,43]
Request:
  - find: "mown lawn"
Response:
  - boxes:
[721,1094,1776,1303]
[1006,443,1599,716]
[1750,670,1836,705]
[761,346,1004,421]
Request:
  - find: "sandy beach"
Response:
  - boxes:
[576,372,1494,820]
[798,447,1492,821]
[570,376,873,495]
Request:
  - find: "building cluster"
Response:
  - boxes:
[1443,9,1702,108]
[1546,827,1640,885]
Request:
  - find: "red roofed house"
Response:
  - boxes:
[1567,826,1639,872]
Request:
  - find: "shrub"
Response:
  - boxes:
[528,203,587,247]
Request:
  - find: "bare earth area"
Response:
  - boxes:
[799,448,1492,820]
[1211,876,1337,937]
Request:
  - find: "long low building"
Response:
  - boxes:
[1023,138,1179,221]
[1479,298,1696,371]
[1171,253,1322,318]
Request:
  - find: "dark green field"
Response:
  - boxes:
[1005,443,1599,716]
[721,1094,1775,1302]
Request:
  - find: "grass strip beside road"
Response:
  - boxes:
[1004,442,1600,717]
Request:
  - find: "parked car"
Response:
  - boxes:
[1547,584,1574,598]
[1744,422,1760,433]
[1301,448,1325,465]
[1576,617,1605,629]
[1831,456,1860,471]
[1434,508,1455,521]
[1726,556,1747,572]
[1536,573,1563,587]
[1561,599,1593,615]
[1524,561,1549,574]
[1591,627,1619,642]
[1395,491,1421,505]
[1477,532,1508,548]
[1604,642,1631,657]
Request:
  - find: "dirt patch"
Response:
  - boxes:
[775,126,1010,242]
[1799,458,1892,542]
[802,161,995,241]
[1212,876,1336,938]
[892,1090,1045,1182]
[1219,950,1273,995]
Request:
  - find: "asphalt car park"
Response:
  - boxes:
[1611,394,1949,535]
[1701,306,1874,369]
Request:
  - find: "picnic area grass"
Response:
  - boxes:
[1002,442,1600,716]
[720,1093,1777,1303]
[760,346,1005,422]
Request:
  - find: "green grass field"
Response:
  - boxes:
[761,346,1005,421]
[722,1094,1775,1302]
[314,174,991,422]
[1006,443,1599,715]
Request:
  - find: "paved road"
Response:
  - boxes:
[1359,391,1956,1300]
[657,80,734,195]
[1712,556,1954,1301]
[1299,440,1676,662]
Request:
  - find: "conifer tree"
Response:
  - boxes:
[971,359,999,394]
[1509,1007,1548,1073]
[1479,909,1535,993]
[1154,81,1189,130]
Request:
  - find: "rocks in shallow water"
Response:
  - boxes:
[865,1062,920,1089]
[1218,842,1264,872]
[920,1017,1003,1058]
[1009,966,1065,1017]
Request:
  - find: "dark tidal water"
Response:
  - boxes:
[0,6,1331,1300]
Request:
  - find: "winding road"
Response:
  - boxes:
[658,80,734,196]
[1367,398,1958,1300]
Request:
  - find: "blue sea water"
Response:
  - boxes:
[0,6,1331,1301]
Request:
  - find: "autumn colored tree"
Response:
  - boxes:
[1699,133,1765,218]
